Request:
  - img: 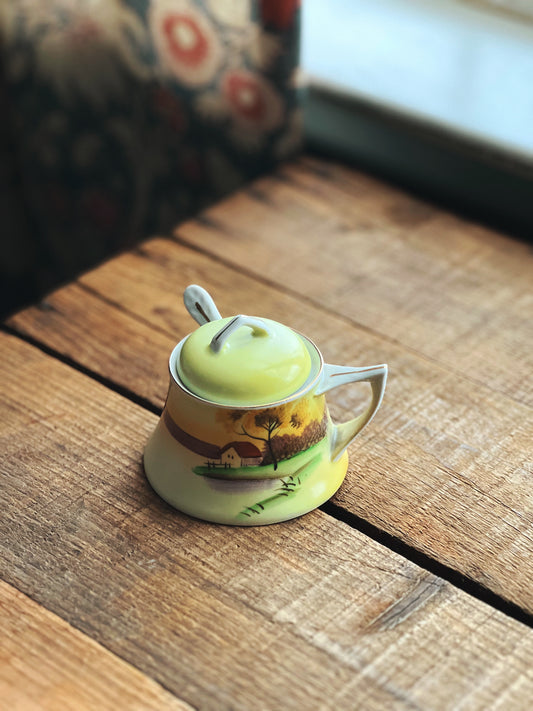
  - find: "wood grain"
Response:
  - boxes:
[0,581,190,710]
[176,156,533,407]
[8,237,533,614]
[2,331,533,710]
[6,280,176,409]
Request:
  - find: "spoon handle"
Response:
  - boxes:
[183,285,222,325]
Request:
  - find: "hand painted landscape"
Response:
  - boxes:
[162,394,330,521]
[202,394,327,473]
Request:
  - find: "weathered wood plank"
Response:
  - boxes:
[8,280,176,410]
[0,581,190,710]
[1,332,533,711]
[8,237,532,614]
[176,156,533,407]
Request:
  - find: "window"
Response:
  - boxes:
[301,0,533,236]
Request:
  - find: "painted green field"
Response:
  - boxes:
[193,439,326,480]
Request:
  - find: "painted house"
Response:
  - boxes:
[220,441,262,467]
[162,413,263,468]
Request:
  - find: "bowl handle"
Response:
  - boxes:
[316,363,388,461]
[209,315,272,353]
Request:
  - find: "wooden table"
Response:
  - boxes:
[2,156,532,710]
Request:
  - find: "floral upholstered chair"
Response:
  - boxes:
[0,0,301,315]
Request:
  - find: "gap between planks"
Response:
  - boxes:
[1,323,161,416]
[3,329,533,710]
[29,229,527,411]
[2,324,531,633]
[321,502,533,629]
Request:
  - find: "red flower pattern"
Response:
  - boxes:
[163,14,208,68]
[222,69,283,132]
[224,73,265,122]
[150,0,222,87]
[1,0,301,314]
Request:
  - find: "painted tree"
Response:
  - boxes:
[238,410,284,470]
[262,412,328,466]
[290,413,302,429]
[215,396,327,470]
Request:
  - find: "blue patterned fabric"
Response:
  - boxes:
[0,0,301,315]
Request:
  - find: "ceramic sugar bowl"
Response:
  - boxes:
[143,285,387,525]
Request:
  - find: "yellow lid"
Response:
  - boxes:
[178,315,312,406]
